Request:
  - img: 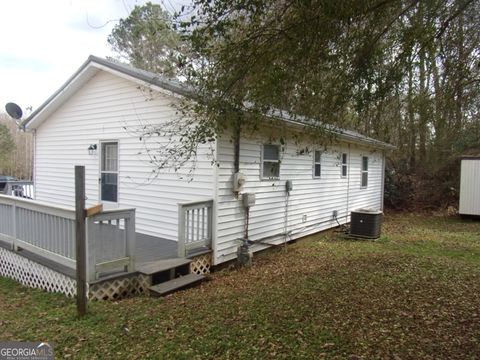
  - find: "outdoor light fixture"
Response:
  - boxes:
[88,144,97,155]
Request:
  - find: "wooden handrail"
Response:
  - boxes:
[178,199,213,257]
[86,208,136,281]
[0,195,137,282]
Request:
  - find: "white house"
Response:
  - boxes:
[23,56,394,266]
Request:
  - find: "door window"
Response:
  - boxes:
[101,142,118,202]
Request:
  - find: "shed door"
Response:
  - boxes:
[100,141,118,203]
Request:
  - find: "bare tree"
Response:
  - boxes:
[0,113,33,179]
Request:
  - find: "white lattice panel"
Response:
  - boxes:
[89,274,150,301]
[0,247,77,297]
[190,253,212,274]
[0,247,152,301]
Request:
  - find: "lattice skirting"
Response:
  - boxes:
[88,274,151,301]
[190,253,212,274]
[0,247,150,300]
[0,247,77,297]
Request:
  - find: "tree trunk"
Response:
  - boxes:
[407,56,416,172]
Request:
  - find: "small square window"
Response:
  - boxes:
[262,144,280,179]
[313,150,321,178]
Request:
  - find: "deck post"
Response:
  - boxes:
[86,217,96,282]
[11,200,17,251]
[126,209,136,272]
[177,204,186,258]
[75,166,87,317]
[207,205,213,241]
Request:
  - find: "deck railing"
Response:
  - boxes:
[0,195,76,268]
[0,194,136,282]
[1,180,34,199]
[86,209,136,281]
[178,199,213,257]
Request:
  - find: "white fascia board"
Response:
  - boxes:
[92,63,185,101]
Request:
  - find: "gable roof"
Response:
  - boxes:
[23,55,394,150]
[22,55,190,130]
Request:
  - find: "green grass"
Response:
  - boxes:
[1,213,480,359]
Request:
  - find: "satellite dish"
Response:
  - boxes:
[5,102,23,120]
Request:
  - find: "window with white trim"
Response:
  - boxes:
[313,150,321,178]
[361,156,368,188]
[341,153,348,177]
[262,144,280,179]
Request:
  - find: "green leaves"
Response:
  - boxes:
[175,0,479,173]
[108,2,184,77]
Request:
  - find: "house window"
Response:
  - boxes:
[361,156,368,188]
[341,153,348,177]
[262,144,280,179]
[313,150,321,178]
[101,142,118,202]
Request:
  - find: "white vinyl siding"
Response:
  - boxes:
[214,133,384,264]
[34,71,215,241]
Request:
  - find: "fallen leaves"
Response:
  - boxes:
[0,214,479,359]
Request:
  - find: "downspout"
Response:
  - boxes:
[284,182,290,249]
[233,117,241,174]
[32,129,36,199]
[346,144,351,224]
[233,113,253,266]
[211,137,219,266]
[380,150,386,211]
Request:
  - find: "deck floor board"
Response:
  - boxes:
[135,233,178,264]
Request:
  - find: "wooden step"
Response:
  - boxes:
[136,258,192,275]
[149,273,205,297]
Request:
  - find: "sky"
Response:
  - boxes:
[0,0,184,116]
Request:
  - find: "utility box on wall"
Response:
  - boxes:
[459,157,480,216]
[350,209,383,239]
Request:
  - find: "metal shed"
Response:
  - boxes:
[459,157,480,216]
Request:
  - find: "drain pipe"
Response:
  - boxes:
[238,193,255,267]
[232,115,253,266]
[284,180,292,249]
[244,205,250,240]
[233,117,241,173]
[346,144,351,224]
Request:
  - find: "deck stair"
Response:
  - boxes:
[149,273,205,296]
[136,257,205,296]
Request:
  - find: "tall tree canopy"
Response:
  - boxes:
[0,122,15,169]
[108,2,183,76]
[0,114,32,179]
[112,0,479,207]
[172,0,480,207]
[179,0,479,143]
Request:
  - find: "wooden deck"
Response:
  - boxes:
[0,185,215,299]
[135,233,178,264]
[0,194,212,299]
[0,231,183,279]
